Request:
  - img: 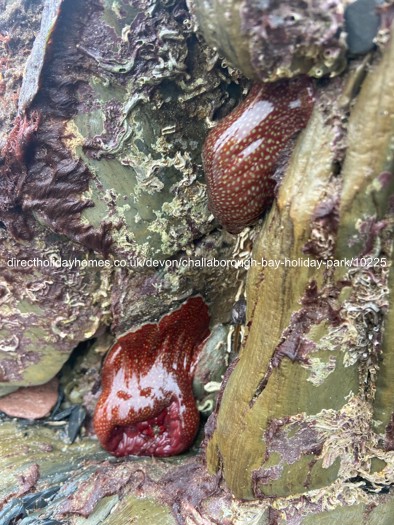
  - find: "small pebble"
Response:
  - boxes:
[231,296,247,325]
[0,378,59,419]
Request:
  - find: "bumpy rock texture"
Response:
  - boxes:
[187,0,348,81]
[1,0,394,523]
[0,0,242,393]
[0,226,111,395]
[205,21,394,501]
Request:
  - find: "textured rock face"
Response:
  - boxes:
[0,0,242,394]
[187,0,348,81]
[4,0,240,260]
[2,0,394,522]
[0,226,111,394]
[205,24,394,500]
[0,0,44,149]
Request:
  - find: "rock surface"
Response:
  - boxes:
[0,378,59,419]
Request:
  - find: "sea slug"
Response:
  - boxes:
[202,76,315,233]
[94,296,210,457]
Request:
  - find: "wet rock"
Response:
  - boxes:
[231,296,246,325]
[0,0,240,402]
[18,0,64,112]
[193,324,229,401]
[188,0,347,81]
[0,378,59,419]
[205,26,394,499]
[59,405,87,444]
[0,226,111,394]
[0,0,43,147]
[12,0,241,259]
[345,0,381,55]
